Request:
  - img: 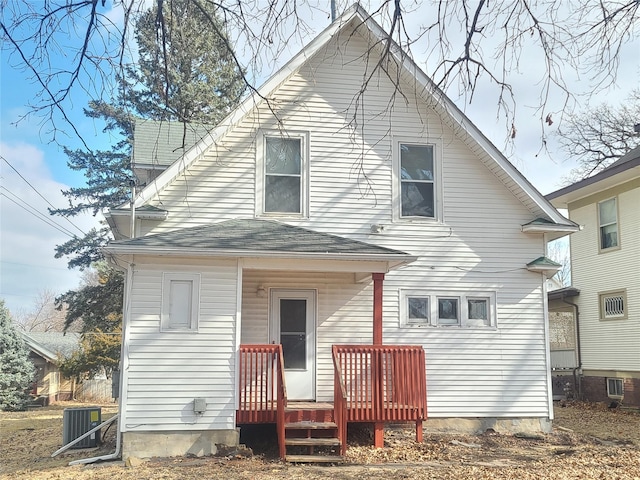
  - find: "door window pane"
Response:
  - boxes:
[280,299,306,369]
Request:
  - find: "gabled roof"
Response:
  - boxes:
[547,146,640,208]
[130,4,574,232]
[104,218,415,265]
[20,332,81,363]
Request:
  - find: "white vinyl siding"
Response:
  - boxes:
[132,31,557,420]
[121,258,238,432]
[161,273,200,331]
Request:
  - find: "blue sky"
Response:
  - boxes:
[1,1,638,315]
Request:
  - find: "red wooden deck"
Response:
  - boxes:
[237,344,427,458]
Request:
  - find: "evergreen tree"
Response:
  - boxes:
[50,0,245,378]
[0,301,35,411]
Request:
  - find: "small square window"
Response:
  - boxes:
[599,290,627,320]
[438,297,460,325]
[407,296,430,324]
[468,298,490,326]
[607,378,623,398]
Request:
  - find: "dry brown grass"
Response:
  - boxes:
[1,401,639,480]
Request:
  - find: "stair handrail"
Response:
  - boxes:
[275,343,287,459]
[332,345,348,455]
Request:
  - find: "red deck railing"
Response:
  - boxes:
[237,344,287,457]
[332,345,427,439]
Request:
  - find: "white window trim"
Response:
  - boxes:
[399,290,431,326]
[255,129,310,218]
[399,290,496,328]
[392,136,444,223]
[161,273,201,332]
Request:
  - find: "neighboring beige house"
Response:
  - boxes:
[21,332,80,405]
[547,146,640,406]
[104,5,577,462]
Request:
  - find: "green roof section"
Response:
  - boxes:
[133,119,215,168]
[527,256,562,268]
[107,218,412,258]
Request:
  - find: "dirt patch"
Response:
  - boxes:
[1,401,639,480]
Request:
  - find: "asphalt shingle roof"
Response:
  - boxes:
[108,218,410,257]
[22,332,81,360]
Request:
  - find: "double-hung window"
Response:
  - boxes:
[598,198,619,250]
[394,138,442,222]
[257,131,308,216]
[400,144,435,218]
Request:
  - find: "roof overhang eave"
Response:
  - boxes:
[102,244,417,267]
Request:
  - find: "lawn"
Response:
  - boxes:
[1,401,639,479]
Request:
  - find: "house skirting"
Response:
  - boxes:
[424,417,552,435]
[581,371,640,407]
[122,429,239,460]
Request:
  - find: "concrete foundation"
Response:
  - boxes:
[424,417,552,435]
[122,429,239,460]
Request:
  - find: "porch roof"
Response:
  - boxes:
[104,218,416,266]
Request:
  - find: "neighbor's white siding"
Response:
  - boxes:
[568,182,640,372]
[120,257,238,432]
[132,29,552,420]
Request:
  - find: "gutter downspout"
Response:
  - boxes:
[559,295,582,400]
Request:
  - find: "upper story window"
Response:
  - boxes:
[598,197,619,251]
[257,131,308,217]
[393,138,442,222]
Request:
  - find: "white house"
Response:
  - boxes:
[104,5,577,462]
[547,146,640,406]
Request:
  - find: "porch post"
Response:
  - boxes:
[372,272,384,447]
[372,273,384,345]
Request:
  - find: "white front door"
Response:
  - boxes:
[270,289,316,400]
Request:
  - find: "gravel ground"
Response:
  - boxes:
[1,401,639,480]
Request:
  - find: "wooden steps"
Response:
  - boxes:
[283,404,344,464]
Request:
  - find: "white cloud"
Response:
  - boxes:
[0,141,102,315]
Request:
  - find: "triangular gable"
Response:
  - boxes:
[132,4,574,229]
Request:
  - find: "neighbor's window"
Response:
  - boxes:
[607,378,623,398]
[400,290,496,328]
[256,133,307,215]
[598,198,619,250]
[161,273,201,331]
[599,290,627,320]
[400,144,435,218]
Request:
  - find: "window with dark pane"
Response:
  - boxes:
[280,299,306,369]
[408,296,429,324]
[598,198,618,249]
[265,137,302,213]
[438,297,459,325]
[400,144,435,218]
